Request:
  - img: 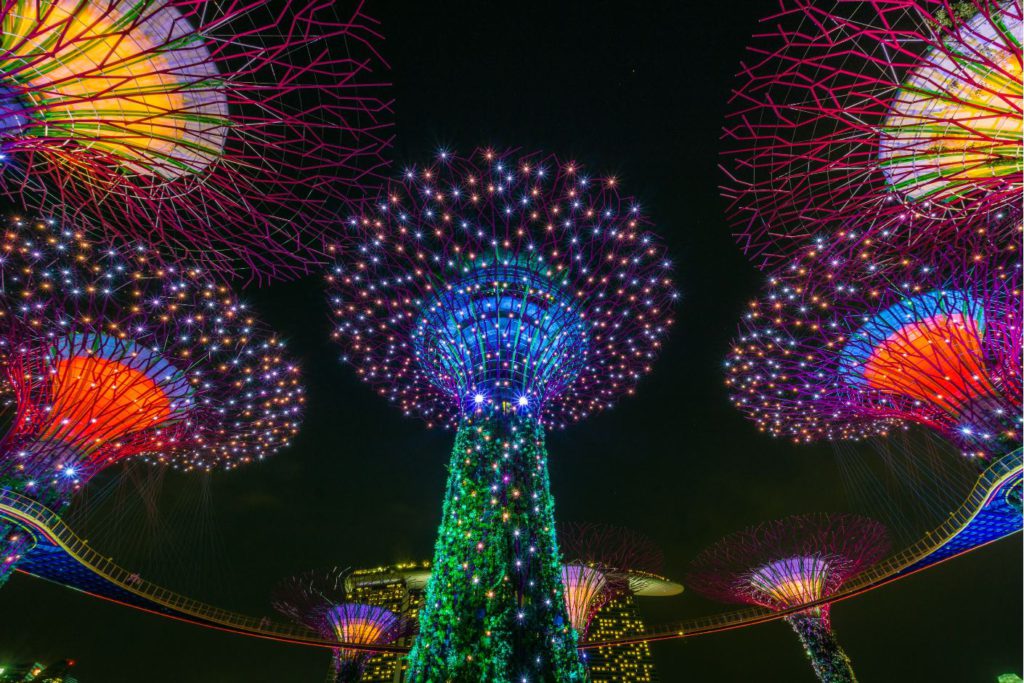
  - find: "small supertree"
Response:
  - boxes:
[0,0,392,281]
[688,514,890,683]
[725,229,1022,460]
[0,214,304,587]
[327,149,676,682]
[557,523,664,640]
[272,567,415,683]
[722,0,1022,269]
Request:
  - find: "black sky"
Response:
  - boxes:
[0,1,1020,681]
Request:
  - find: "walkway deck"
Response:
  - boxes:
[2,449,1019,652]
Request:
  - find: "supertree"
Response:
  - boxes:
[0,0,392,281]
[725,226,1022,461]
[722,0,1022,269]
[326,148,676,682]
[0,214,304,587]
[272,567,415,683]
[688,514,890,683]
[557,522,665,640]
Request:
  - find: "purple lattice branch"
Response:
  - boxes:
[0,0,393,282]
[687,513,890,615]
[327,148,677,430]
[722,0,1022,269]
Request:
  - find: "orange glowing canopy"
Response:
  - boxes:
[840,290,996,416]
[861,312,994,410]
[40,334,192,457]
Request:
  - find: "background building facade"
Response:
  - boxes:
[350,562,674,682]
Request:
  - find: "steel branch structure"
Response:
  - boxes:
[0,0,393,281]
[723,0,1022,268]
[688,514,890,683]
[557,523,666,640]
[726,228,1022,460]
[327,148,676,681]
[0,214,304,586]
[273,567,415,683]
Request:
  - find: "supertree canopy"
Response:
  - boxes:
[722,0,1022,269]
[688,514,890,683]
[725,228,1022,460]
[557,522,664,640]
[272,567,414,683]
[0,0,392,281]
[327,148,676,682]
[0,214,304,587]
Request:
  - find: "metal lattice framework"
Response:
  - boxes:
[0,214,303,587]
[688,514,890,683]
[326,148,676,680]
[725,229,1022,459]
[722,0,1022,269]
[272,567,414,682]
[688,514,890,615]
[328,148,677,429]
[558,523,665,638]
[0,0,392,281]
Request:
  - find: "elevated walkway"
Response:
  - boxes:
[2,449,1020,652]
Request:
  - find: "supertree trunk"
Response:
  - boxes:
[786,612,857,683]
[406,411,586,682]
[327,651,361,683]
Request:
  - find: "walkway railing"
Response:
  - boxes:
[2,449,1019,652]
[583,448,1022,647]
[0,490,404,653]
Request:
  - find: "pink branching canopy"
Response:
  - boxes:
[0,0,393,281]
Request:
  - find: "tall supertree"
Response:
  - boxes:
[272,567,415,683]
[0,214,304,587]
[0,0,392,281]
[327,149,677,682]
[557,523,664,640]
[688,514,890,683]
[722,0,1022,269]
[726,228,1022,461]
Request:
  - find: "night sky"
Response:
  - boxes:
[0,1,1020,681]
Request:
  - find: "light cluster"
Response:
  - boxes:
[725,230,1022,459]
[405,412,586,681]
[0,0,392,280]
[328,148,676,429]
[722,0,1022,269]
[272,567,414,683]
[688,514,890,683]
[0,215,304,502]
[328,148,676,680]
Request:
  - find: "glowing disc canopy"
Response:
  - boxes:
[325,603,405,648]
[747,556,832,610]
[839,290,995,412]
[415,257,589,413]
[879,1,1023,203]
[1,0,228,180]
[43,333,194,455]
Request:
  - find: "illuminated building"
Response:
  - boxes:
[348,561,680,683]
[583,592,660,683]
